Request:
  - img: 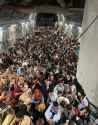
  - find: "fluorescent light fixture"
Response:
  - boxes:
[78,27,82,33]
[0,27,2,31]
[21,22,25,26]
[0,27,3,41]
[69,24,73,30]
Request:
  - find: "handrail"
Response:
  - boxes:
[77,15,98,41]
[87,97,98,110]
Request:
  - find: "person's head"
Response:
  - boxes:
[22,83,29,92]
[27,76,33,85]
[57,89,63,97]
[10,76,16,85]
[52,101,59,112]
[78,92,86,101]
[48,84,54,93]
[58,77,65,85]
[36,118,45,125]
[33,86,42,101]
[73,100,79,108]
[17,76,24,88]
[36,71,43,80]
[15,104,27,121]
[49,72,54,81]
[84,107,90,116]
[0,78,3,89]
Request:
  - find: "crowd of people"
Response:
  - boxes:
[0,26,97,125]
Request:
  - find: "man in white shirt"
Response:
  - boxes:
[45,101,61,125]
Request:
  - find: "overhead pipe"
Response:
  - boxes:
[0,4,34,10]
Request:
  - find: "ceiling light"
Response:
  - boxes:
[69,24,73,30]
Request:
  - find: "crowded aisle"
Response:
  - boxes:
[0,26,97,125]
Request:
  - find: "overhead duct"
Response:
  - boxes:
[20,0,32,4]
[0,0,9,5]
